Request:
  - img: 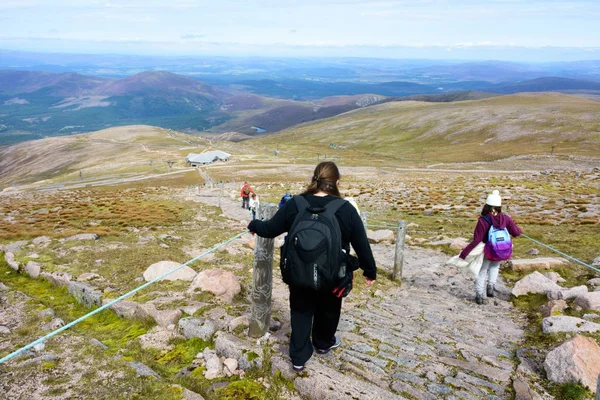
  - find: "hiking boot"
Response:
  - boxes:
[487,284,495,298]
[316,336,342,354]
[475,293,484,305]
[292,364,305,372]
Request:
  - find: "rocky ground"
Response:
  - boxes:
[1,181,599,399]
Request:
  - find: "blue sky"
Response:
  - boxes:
[1,0,599,61]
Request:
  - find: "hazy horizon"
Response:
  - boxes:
[1,1,600,62]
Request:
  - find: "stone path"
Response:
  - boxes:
[192,186,528,399]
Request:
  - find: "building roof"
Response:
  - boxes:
[186,150,231,164]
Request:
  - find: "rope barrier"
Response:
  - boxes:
[521,234,600,274]
[365,215,598,275]
[0,230,249,365]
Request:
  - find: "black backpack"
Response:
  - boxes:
[280,195,347,290]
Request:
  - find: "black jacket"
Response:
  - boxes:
[247,194,377,280]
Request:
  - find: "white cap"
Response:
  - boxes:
[486,190,502,207]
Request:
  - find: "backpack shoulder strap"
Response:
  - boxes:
[324,198,347,215]
[481,215,492,225]
[293,195,309,213]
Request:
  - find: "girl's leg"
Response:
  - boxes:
[486,261,502,296]
[476,258,491,296]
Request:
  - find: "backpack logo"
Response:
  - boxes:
[483,215,512,261]
[280,196,347,290]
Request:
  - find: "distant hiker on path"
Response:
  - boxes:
[240,182,254,209]
[249,193,259,220]
[460,190,522,305]
[247,161,377,372]
[278,191,293,207]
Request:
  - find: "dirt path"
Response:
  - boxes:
[191,185,528,399]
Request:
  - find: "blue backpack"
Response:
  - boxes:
[482,215,512,261]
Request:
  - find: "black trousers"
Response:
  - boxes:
[242,196,249,209]
[288,285,342,366]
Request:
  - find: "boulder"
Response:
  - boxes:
[64,233,100,241]
[539,300,568,318]
[203,349,223,380]
[67,281,103,308]
[187,269,240,303]
[512,272,563,297]
[228,314,250,332]
[5,240,28,253]
[544,335,600,393]
[4,252,20,271]
[513,373,544,400]
[77,272,103,282]
[143,261,197,282]
[32,236,52,245]
[449,238,470,251]
[543,271,566,283]
[511,257,569,272]
[103,299,140,319]
[24,261,41,278]
[223,358,239,376]
[541,316,600,334]
[138,326,182,350]
[547,285,588,301]
[136,303,182,327]
[178,318,216,340]
[592,257,600,266]
[214,332,262,371]
[367,229,395,244]
[573,292,600,312]
[128,362,160,378]
[41,318,65,331]
[41,271,72,287]
[587,278,600,287]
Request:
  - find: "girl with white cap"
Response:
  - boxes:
[459,190,522,304]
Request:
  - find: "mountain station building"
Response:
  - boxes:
[186,150,231,167]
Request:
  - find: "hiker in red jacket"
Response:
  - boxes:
[240,182,254,209]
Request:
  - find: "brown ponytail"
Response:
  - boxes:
[301,161,341,197]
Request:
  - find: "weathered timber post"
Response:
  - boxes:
[218,180,224,208]
[360,211,368,227]
[249,203,278,338]
[392,220,407,284]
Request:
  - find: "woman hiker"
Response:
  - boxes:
[460,190,522,304]
[247,161,377,372]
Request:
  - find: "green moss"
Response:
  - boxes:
[40,361,56,371]
[246,351,259,362]
[215,378,266,400]
[551,382,592,400]
[0,261,152,357]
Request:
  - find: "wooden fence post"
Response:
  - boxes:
[249,203,278,338]
[392,220,407,284]
[218,180,224,208]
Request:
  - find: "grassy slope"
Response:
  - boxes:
[253,93,600,163]
[0,125,205,187]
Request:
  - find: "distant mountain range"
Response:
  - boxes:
[0,70,387,145]
[2,67,600,146]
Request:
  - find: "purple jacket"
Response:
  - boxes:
[460,213,522,259]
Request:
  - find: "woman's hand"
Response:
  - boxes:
[365,278,375,286]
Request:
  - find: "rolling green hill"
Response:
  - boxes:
[254,93,600,163]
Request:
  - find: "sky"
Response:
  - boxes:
[1,0,599,61]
